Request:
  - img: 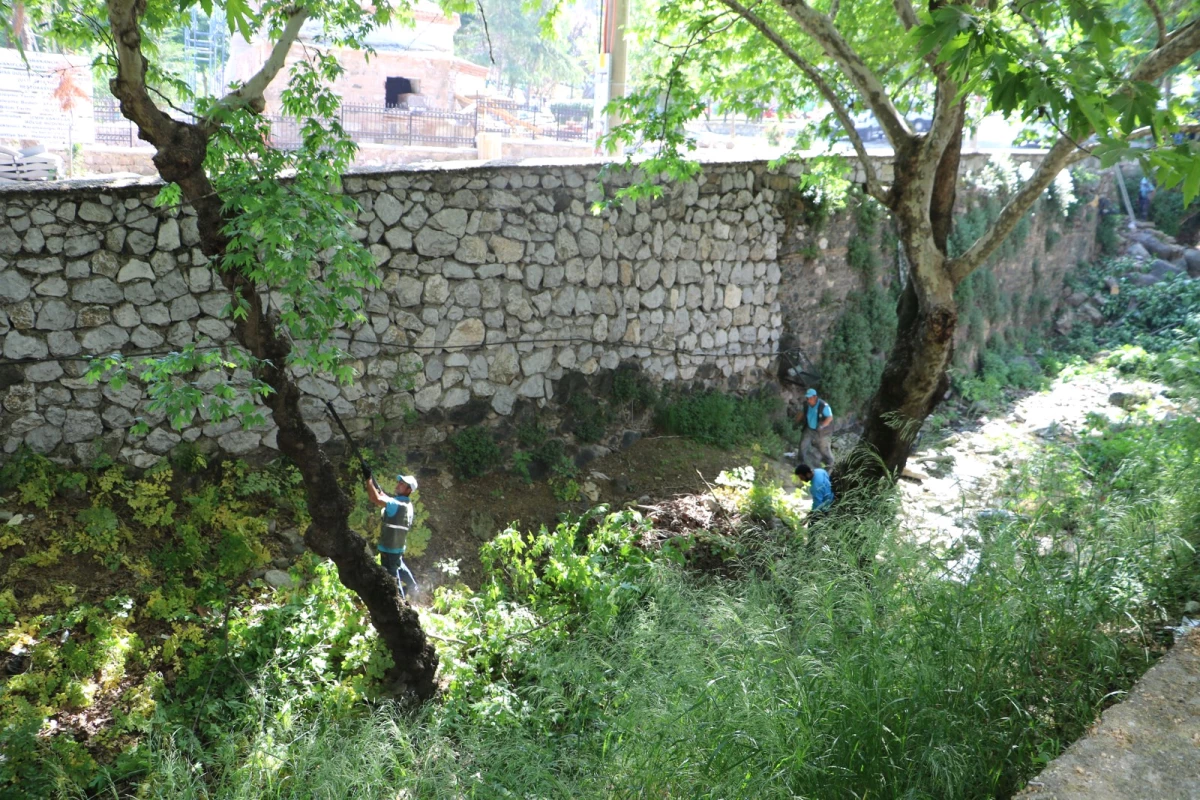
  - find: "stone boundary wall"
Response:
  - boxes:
[0,152,1078,466]
[0,158,796,466]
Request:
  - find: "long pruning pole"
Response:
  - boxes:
[325,400,375,484]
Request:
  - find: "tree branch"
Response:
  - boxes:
[947,138,1086,283]
[921,75,962,170]
[1124,122,1200,141]
[776,0,914,148]
[1010,1,1048,48]
[1144,0,1167,47]
[714,0,889,204]
[892,0,919,31]
[947,22,1200,284]
[106,0,178,143]
[1131,18,1200,81]
[206,7,310,123]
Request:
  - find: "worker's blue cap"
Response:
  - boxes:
[396,474,419,491]
[805,389,818,398]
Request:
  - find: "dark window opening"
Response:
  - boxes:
[385,77,419,108]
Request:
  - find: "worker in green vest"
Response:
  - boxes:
[366,474,420,600]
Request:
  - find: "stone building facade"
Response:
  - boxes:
[225,2,489,113]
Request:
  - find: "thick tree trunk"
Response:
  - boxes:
[833,117,962,496]
[159,142,438,700]
[104,11,438,696]
[841,277,954,487]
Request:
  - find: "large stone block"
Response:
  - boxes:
[415,228,458,257]
[489,235,524,263]
[3,330,47,359]
[63,408,103,444]
[81,324,131,353]
[35,300,75,331]
[0,270,31,303]
[73,276,123,304]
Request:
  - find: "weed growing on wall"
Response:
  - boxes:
[449,427,504,479]
[817,284,898,415]
[847,190,883,281]
[610,366,657,410]
[567,395,609,444]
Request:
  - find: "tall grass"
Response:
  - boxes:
[78,356,1200,800]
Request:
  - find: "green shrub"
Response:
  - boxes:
[611,367,656,409]
[511,451,534,484]
[448,426,503,479]
[1096,211,1120,255]
[655,391,781,449]
[568,394,608,444]
[516,421,549,449]
[1150,186,1200,237]
[169,442,208,474]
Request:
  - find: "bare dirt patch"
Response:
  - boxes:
[413,436,783,590]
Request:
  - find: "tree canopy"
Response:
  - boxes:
[605,0,1200,485]
[455,0,597,98]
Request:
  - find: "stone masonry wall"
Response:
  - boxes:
[0,159,792,466]
[0,154,1094,466]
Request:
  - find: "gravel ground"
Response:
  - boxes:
[899,369,1171,577]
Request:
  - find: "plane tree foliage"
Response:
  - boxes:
[604,0,1200,493]
[455,0,592,99]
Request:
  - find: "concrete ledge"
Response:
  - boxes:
[1016,628,1200,799]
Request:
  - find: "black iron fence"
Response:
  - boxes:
[94,98,147,147]
[92,97,594,150]
[475,98,594,142]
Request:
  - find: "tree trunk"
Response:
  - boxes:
[833,119,962,496]
[840,276,954,488]
[109,91,438,701]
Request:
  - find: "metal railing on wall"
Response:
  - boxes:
[93,98,145,147]
[92,97,595,151]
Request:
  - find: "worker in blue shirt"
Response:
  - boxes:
[795,463,834,514]
[1138,176,1155,219]
[794,388,834,468]
[366,473,420,600]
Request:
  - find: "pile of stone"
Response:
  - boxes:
[0,145,63,182]
[1122,224,1200,283]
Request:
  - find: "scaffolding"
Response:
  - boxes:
[182,8,228,101]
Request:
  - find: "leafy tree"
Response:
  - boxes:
[4,0,438,698]
[605,0,1200,492]
[456,0,590,100]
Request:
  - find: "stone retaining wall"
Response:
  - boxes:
[0,153,1096,466]
[0,159,794,465]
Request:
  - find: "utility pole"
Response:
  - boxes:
[606,0,629,135]
[595,0,629,146]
